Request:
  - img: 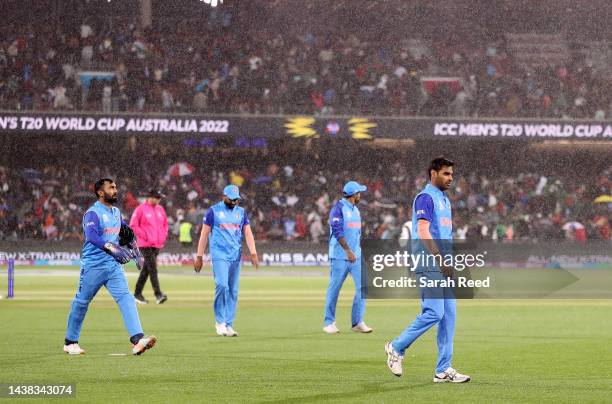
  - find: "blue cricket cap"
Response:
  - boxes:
[223,185,241,200]
[343,181,367,196]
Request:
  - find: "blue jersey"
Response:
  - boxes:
[81,201,122,268]
[204,201,249,261]
[412,183,453,240]
[412,183,452,271]
[328,199,362,260]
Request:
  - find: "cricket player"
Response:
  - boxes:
[385,157,470,382]
[63,178,156,355]
[194,185,259,337]
[323,181,373,334]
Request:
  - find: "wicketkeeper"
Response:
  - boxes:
[63,178,155,355]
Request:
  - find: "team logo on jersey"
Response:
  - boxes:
[439,200,445,210]
[235,213,240,219]
[346,211,352,218]
[219,211,225,218]
[102,214,109,222]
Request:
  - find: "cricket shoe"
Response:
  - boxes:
[156,294,168,304]
[434,367,471,383]
[351,322,373,333]
[132,335,157,355]
[134,294,148,304]
[384,341,403,377]
[225,326,238,337]
[323,322,340,334]
[63,343,85,355]
[215,323,227,336]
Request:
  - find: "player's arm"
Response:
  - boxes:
[330,204,356,263]
[194,209,214,272]
[243,213,258,268]
[415,195,452,277]
[83,211,132,264]
[83,211,107,250]
[416,220,440,254]
[417,220,452,276]
[194,224,211,272]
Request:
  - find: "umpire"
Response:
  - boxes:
[130,189,169,304]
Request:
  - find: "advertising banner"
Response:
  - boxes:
[0,241,609,270]
[2,111,611,140]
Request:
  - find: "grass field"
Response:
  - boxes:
[1,266,611,403]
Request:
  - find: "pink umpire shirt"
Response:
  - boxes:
[129,202,169,249]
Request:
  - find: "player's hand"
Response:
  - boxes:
[441,264,454,278]
[104,242,132,265]
[346,250,357,263]
[128,241,144,271]
[250,253,259,269]
[194,256,203,273]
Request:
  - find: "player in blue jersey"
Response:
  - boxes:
[385,157,470,382]
[322,181,373,334]
[63,178,156,355]
[194,185,259,337]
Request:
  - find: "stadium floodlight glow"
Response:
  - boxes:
[201,0,223,7]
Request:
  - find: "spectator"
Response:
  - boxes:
[179,219,194,248]
[0,143,609,244]
[1,15,610,118]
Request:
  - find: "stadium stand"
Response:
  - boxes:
[0,11,610,118]
[0,140,609,243]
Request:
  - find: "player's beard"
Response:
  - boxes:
[224,200,237,209]
[434,177,452,191]
[103,192,118,204]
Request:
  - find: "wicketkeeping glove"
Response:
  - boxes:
[119,223,135,246]
[104,242,133,264]
[128,240,144,271]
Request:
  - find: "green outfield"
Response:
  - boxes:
[1,267,611,403]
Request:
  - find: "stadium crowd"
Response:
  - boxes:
[1,13,611,119]
[0,148,610,244]
[1,4,611,244]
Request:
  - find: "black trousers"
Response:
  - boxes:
[134,247,162,297]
